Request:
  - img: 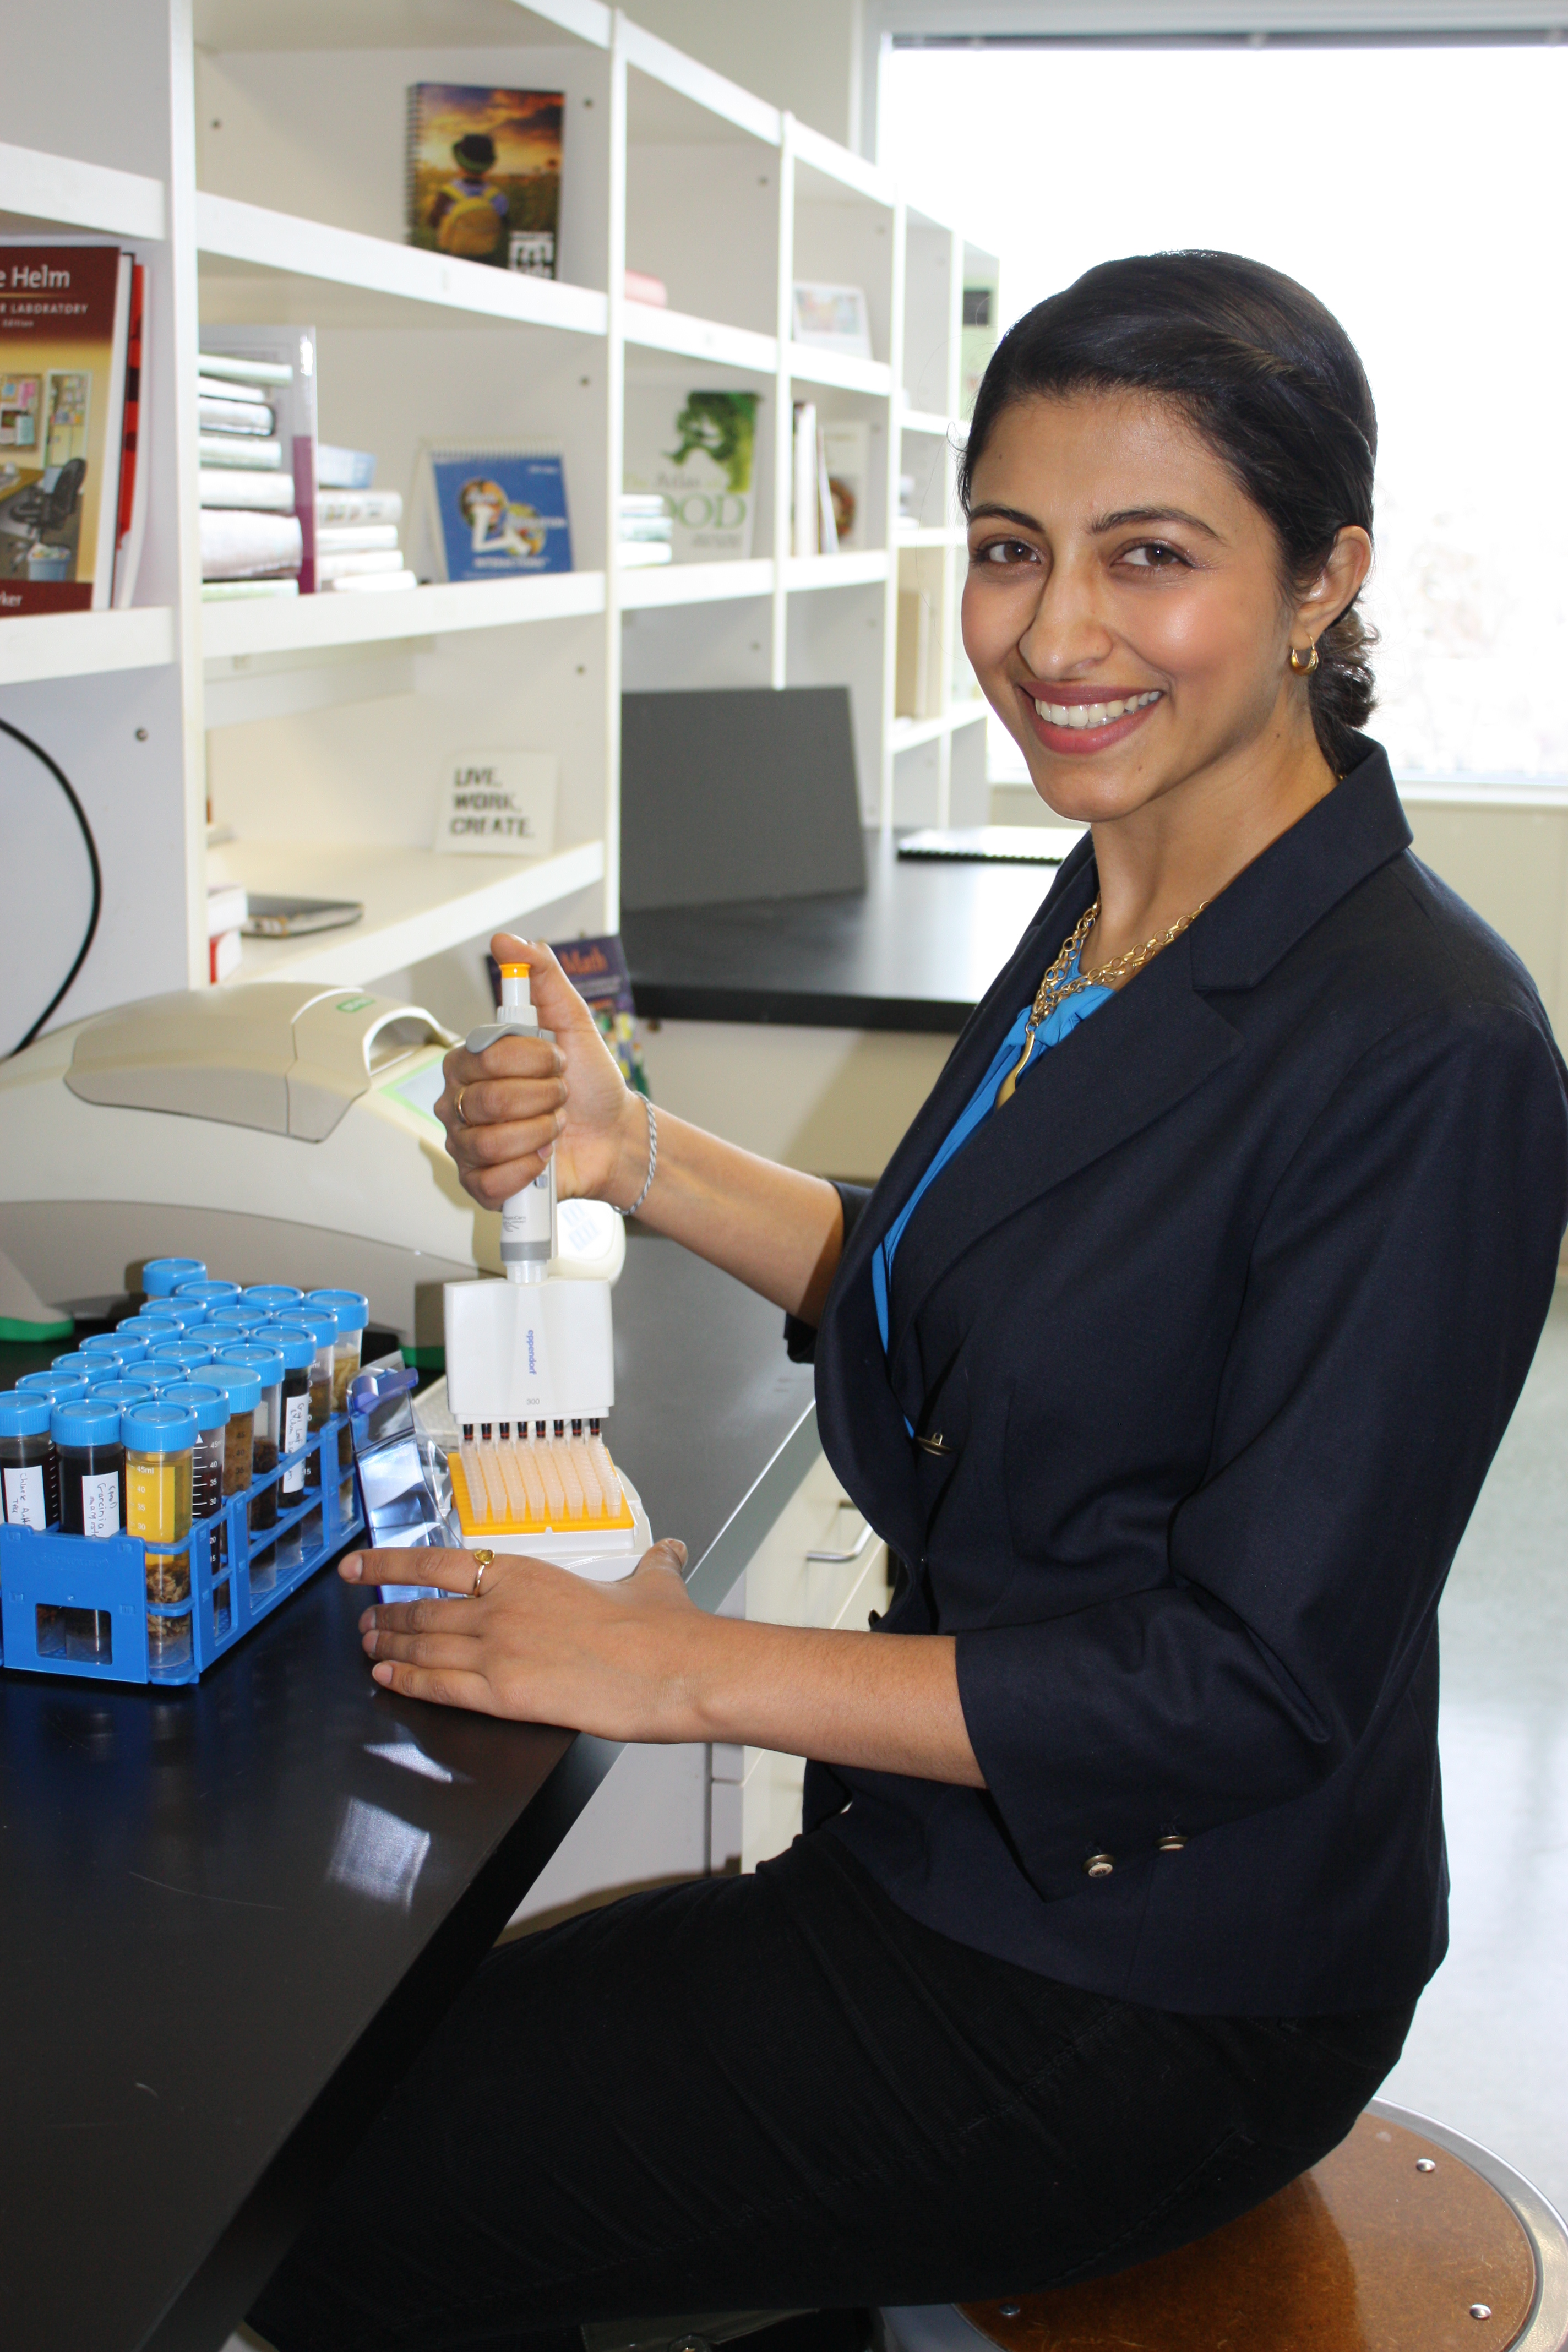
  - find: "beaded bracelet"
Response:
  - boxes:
[613,1093,658,1218]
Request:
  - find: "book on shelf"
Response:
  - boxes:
[822,420,870,553]
[317,547,406,583]
[961,280,999,420]
[544,934,649,1096]
[202,578,300,601]
[317,522,399,554]
[199,328,318,589]
[198,351,293,388]
[791,281,873,360]
[617,491,672,565]
[413,445,573,581]
[112,258,148,609]
[406,84,563,278]
[317,488,402,527]
[791,403,842,558]
[208,882,247,984]
[0,243,133,616]
[317,444,377,492]
[197,390,274,434]
[200,508,303,580]
[199,468,296,513]
[623,389,760,564]
[197,432,282,470]
[326,570,417,594]
[896,587,943,720]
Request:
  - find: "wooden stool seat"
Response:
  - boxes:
[885,2103,1568,2352]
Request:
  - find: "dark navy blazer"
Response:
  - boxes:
[794,740,1568,2015]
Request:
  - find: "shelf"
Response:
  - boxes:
[792,121,893,209]
[619,556,773,610]
[623,301,777,377]
[0,606,176,687]
[896,525,967,549]
[202,573,606,661]
[195,192,608,335]
[889,713,948,753]
[0,137,165,241]
[899,406,957,439]
[889,704,989,756]
[621,19,781,145]
[784,550,889,594]
[214,839,607,988]
[787,344,893,399]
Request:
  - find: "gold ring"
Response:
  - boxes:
[471,1547,494,1596]
[455,1086,470,1126]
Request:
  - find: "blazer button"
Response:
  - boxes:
[1083,1853,1115,1878]
[1157,1833,1187,1853]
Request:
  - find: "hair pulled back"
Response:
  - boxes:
[960,251,1378,776]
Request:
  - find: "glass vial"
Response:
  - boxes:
[123,1402,197,1678]
[217,1342,285,1535]
[52,1399,127,1537]
[308,1289,369,1474]
[1,1391,59,1529]
[160,1381,230,1598]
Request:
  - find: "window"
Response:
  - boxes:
[884,37,1568,788]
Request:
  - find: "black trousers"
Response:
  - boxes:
[251,1831,1414,2352]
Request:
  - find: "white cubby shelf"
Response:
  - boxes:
[0,0,997,1034]
[214,840,607,991]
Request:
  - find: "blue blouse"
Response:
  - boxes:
[872,945,1113,1354]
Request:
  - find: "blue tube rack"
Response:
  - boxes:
[0,1417,363,1685]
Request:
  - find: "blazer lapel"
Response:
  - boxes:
[884,925,1241,1390]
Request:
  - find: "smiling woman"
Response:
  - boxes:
[250,256,1568,2352]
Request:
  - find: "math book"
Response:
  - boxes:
[406,85,563,277]
[415,445,573,581]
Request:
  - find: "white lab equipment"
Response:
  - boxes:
[433,959,650,1579]
[0,980,624,1353]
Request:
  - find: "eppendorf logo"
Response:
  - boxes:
[526,1327,538,1375]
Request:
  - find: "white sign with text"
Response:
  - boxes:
[434,749,558,857]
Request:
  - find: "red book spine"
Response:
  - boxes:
[116,259,144,558]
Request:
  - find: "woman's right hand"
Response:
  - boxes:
[434,933,647,1212]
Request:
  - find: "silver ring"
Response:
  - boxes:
[471,1546,494,1596]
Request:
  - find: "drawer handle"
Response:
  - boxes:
[807,1504,873,1564]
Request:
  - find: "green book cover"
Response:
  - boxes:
[624,388,760,563]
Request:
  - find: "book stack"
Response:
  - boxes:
[316,446,415,593]
[198,343,305,601]
[617,493,671,569]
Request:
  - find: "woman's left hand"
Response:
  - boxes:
[342,1540,703,1736]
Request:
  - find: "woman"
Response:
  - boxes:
[252,253,1568,2350]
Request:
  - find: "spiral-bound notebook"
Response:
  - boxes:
[411,443,573,581]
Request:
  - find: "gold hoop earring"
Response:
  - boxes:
[1288,643,1320,676]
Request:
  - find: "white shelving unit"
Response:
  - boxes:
[0,0,996,1048]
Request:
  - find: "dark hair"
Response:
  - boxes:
[454,132,497,171]
[960,252,1378,775]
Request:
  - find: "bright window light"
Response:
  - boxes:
[884,39,1568,788]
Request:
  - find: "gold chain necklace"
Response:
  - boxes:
[995,894,1209,1106]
